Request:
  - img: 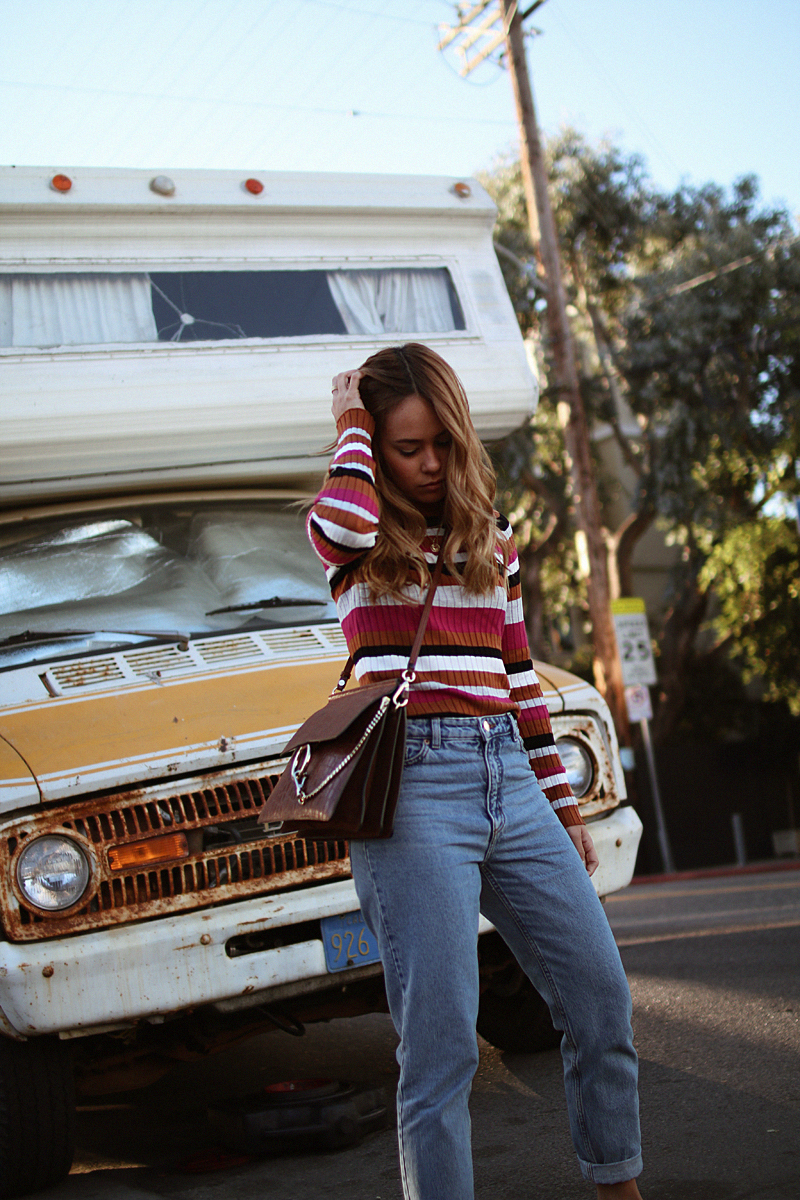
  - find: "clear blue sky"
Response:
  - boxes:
[1,0,797,218]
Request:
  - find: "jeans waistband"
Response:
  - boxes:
[406,712,518,747]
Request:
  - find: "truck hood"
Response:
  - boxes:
[0,634,586,813]
[533,660,599,714]
[0,656,340,810]
[0,734,39,809]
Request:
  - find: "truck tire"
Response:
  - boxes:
[0,1037,75,1199]
[477,965,562,1054]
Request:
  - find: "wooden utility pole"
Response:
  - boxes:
[438,1,629,739]
[498,0,628,739]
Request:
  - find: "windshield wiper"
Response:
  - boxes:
[0,629,193,650]
[206,597,328,615]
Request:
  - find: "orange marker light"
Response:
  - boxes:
[108,832,189,871]
[50,174,73,193]
[452,181,471,199]
[244,178,264,195]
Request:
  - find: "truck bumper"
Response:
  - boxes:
[0,877,364,1038]
[587,804,643,898]
[0,806,642,1039]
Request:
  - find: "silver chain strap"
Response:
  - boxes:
[290,677,411,804]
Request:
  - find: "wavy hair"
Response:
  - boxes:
[351,343,505,598]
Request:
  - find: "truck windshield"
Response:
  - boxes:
[0,502,337,667]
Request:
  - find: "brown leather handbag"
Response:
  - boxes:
[257,545,445,840]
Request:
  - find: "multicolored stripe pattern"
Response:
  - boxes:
[308,410,581,826]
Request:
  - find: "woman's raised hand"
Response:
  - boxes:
[331,369,366,420]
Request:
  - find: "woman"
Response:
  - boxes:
[307,343,643,1200]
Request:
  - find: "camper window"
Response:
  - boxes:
[0,268,465,347]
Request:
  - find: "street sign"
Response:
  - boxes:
[611,597,675,873]
[611,597,657,687]
[624,684,653,723]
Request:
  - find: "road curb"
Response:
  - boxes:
[632,858,800,885]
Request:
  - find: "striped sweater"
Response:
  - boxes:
[308,409,582,828]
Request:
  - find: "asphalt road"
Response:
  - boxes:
[37,866,800,1200]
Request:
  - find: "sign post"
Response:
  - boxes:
[611,598,675,874]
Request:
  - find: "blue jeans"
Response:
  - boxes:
[350,714,641,1200]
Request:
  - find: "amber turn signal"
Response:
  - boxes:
[108,832,189,871]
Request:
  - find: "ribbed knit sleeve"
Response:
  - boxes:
[307,409,380,571]
[308,424,582,828]
[498,519,583,829]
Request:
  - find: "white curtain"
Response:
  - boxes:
[326,269,457,335]
[0,273,158,347]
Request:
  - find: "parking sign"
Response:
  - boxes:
[611,598,657,687]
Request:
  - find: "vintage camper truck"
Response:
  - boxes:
[0,165,642,1194]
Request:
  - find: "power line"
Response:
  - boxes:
[305,0,445,24]
[545,0,682,181]
[0,76,517,129]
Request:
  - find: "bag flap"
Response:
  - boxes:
[283,679,401,751]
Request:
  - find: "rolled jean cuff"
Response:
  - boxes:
[579,1152,643,1184]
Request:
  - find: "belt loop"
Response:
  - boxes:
[430,717,441,749]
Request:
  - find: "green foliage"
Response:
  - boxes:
[700,519,800,714]
[479,155,541,340]
[481,133,800,739]
[621,176,800,544]
[490,407,588,664]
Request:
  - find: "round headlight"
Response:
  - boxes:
[556,738,594,798]
[16,836,90,912]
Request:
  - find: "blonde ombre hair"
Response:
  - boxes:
[353,343,505,598]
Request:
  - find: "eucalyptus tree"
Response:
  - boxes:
[482,136,800,740]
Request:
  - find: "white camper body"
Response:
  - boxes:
[1,166,535,503]
[0,165,640,1197]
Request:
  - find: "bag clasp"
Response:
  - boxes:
[290,743,312,802]
[392,671,414,709]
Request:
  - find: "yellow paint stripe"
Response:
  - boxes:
[32,732,290,790]
[0,652,344,717]
[0,660,339,780]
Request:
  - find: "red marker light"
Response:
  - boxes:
[244,178,264,195]
[50,174,72,193]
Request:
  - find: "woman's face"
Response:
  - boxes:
[379,394,451,517]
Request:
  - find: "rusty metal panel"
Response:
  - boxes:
[0,758,351,942]
[550,713,621,820]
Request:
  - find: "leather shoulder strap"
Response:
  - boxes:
[336,538,447,689]
[407,540,446,673]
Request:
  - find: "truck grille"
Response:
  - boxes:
[0,761,350,942]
